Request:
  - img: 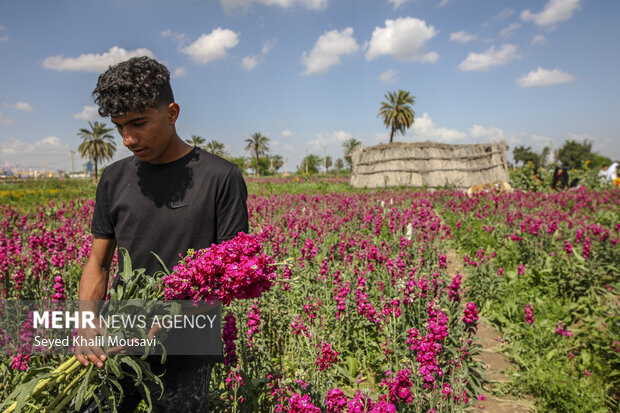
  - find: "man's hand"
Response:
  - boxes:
[75,317,107,368]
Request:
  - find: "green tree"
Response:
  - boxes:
[343,138,361,170]
[335,158,344,170]
[77,121,116,181]
[269,154,284,173]
[378,89,415,143]
[244,132,270,176]
[513,145,539,167]
[323,155,333,172]
[298,154,321,174]
[204,139,228,158]
[558,139,612,170]
[229,157,247,174]
[186,134,205,147]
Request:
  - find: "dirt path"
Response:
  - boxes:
[445,250,536,412]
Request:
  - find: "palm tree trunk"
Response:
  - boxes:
[389,127,395,144]
[255,153,259,176]
[94,160,98,183]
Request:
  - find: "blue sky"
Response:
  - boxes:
[1,0,618,173]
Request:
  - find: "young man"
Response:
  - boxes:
[76,56,248,411]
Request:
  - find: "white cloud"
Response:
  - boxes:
[220,0,327,13]
[0,112,13,125]
[0,36,7,43]
[379,69,398,84]
[521,0,581,29]
[409,112,466,142]
[73,105,100,121]
[517,67,576,88]
[172,66,188,78]
[388,0,412,9]
[242,56,258,70]
[494,7,514,20]
[261,39,277,54]
[450,31,477,44]
[3,102,35,111]
[301,27,359,75]
[308,130,352,149]
[160,29,187,42]
[532,35,547,45]
[469,124,505,141]
[0,136,75,170]
[365,17,438,63]
[42,47,155,72]
[181,28,240,65]
[281,130,294,138]
[438,0,450,7]
[242,39,276,71]
[458,44,519,72]
[500,23,521,37]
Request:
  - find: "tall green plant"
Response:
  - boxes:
[378,90,415,144]
[77,122,116,181]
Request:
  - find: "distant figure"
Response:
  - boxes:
[605,162,619,182]
[552,167,569,190]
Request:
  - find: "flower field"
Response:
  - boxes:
[0,179,618,412]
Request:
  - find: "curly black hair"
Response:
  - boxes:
[92,56,174,118]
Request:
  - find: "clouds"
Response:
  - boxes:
[409,113,466,143]
[43,47,154,72]
[0,136,71,169]
[3,102,35,112]
[281,130,294,138]
[181,28,240,64]
[301,28,359,75]
[517,67,576,88]
[388,0,413,9]
[0,112,13,125]
[172,67,188,78]
[450,31,476,44]
[220,0,327,13]
[242,39,277,71]
[378,69,398,84]
[365,17,438,63]
[458,44,519,72]
[73,105,100,121]
[521,0,581,29]
[308,130,352,149]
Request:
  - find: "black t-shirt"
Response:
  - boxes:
[91,147,249,276]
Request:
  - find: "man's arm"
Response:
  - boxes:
[76,236,116,367]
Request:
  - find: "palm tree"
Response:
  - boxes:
[269,154,284,173]
[244,132,270,176]
[343,138,361,170]
[204,139,228,158]
[186,134,205,147]
[77,121,116,181]
[378,89,415,143]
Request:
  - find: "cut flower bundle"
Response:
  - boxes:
[1,232,276,413]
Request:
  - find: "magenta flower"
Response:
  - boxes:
[462,302,479,334]
[162,232,276,305]
[325,388,347,413]
[247,303,261,347]
[524,303,535,325]
[223,312,238,366]
[316,341,339,371]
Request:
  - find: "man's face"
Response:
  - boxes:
[111,103,180,164]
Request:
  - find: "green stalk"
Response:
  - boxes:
[3,357,82,413]
[44,366,90,413]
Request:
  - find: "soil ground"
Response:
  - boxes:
[445,250,536,413]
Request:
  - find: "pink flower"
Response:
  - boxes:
[316,341,339,371]
[524,303,534,325]
[325,388,347,413]
[223,312,238,366]
[462,302,479,334]
[162,232,276,305]
[286,393,321,413]
[247,303,261,347]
